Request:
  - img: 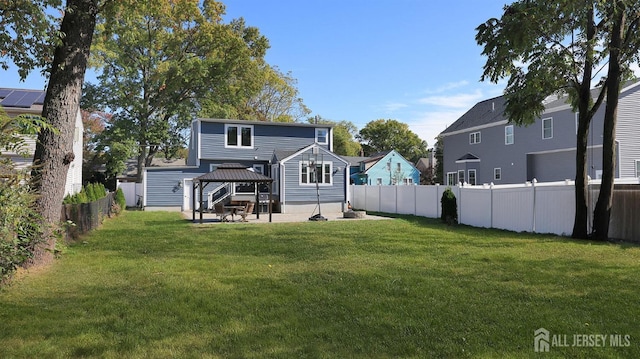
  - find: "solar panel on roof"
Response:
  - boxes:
[34,92,46,104]
[15,91,42,108]
[0,89,45,108]
[0,89,13,99]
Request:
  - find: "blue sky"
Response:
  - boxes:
[3,1,511,148]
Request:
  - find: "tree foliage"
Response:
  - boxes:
[240,66,310,122]
[357,119,428,163]
[476,0,640,239]
[307,116,361,156]
[88,0,269,181]
[0,110,51,281]
[0,0,63,79]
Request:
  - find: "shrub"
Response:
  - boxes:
[115,188,126,210]
[440,187,458,224]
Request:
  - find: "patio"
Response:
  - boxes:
[184,210,391,224]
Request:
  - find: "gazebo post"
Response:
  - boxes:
[268,181,273,223]
[192,181,196,222]
[255,184,260,219]
[199,179,204,224]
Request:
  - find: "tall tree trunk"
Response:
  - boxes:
[572,112,590,239]
[572,4,596,239]
[593,3,625,241]
[30,0,99,264]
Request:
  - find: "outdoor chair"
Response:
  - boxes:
[237,202,255,222]
[214,203,232,222]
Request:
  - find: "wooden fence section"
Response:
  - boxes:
[349,179,640,241]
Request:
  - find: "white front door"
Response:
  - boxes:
[183,179,193,211]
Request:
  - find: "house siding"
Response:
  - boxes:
[362,151,420,185]
[443,104,607,185]
[282,150,346,203]
[199,120,331,161]
[617,85,640,177]
[145,167,207,208]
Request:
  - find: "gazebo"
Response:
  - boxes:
[192,163,274,223]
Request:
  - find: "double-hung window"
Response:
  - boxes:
[225,124,253,148]
[446,172,456,186]
[300,161,332,185]
[470,131,481,144]
[315,128,328,144]
[468,169,476,185]
[542,118,553,139]
[494,168,502,181]
[505,125,514,145]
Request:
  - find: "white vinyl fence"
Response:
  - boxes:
[350,179,640,238]
[117,181,144,207]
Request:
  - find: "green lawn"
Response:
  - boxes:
[1,211,639,358]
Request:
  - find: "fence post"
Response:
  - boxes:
[490,182,494,228]
[532,178,537,233]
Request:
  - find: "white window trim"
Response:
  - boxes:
[470,131,481,144]
[542,117,553,140]
[315,128,329,145]
[446,172,456,186]
[494,168,502,181]
[468,169,476,185]
[505,125,514,145]
[224,124,254,148]
[299,160,332,186]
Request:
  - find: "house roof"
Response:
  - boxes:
[0,88,46,108]
[457,153,480,161]
[440,95,508,136]
[340,155,370,166]
[194,163,273,182]
[197,118,334,129]
[441,80,640,137]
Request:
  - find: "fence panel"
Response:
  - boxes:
[459,187,492,228]
[492,186,534,232]
[396,186,416,215]
[61,193,115,240]
[416,186,439,218]
[379,186,397,214]
[365,186,381,212]
[534,185,575,236]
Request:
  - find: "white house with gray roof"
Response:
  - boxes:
[439,81,640,186]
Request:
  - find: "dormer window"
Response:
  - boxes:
[315,128,328,144]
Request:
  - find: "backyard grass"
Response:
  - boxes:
[1,211,639,358]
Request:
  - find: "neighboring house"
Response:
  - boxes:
[439,81,640,186]
[0,88,83,196]
[143,118,349,213]
[350,150,420,185]
[415,149,437,184]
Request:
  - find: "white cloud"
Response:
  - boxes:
[402,109,468,146]
[418,89,484,109]
[424,80,470,94]
[381,102,409,113]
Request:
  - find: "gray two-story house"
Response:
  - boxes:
[143,118,349,213]
[439,81,640,186]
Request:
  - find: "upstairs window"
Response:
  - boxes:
[470,131,481,144]
[225,124,253,148]
[505,125,514,145]
[315,128,328,144]
[542,118,553,139]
